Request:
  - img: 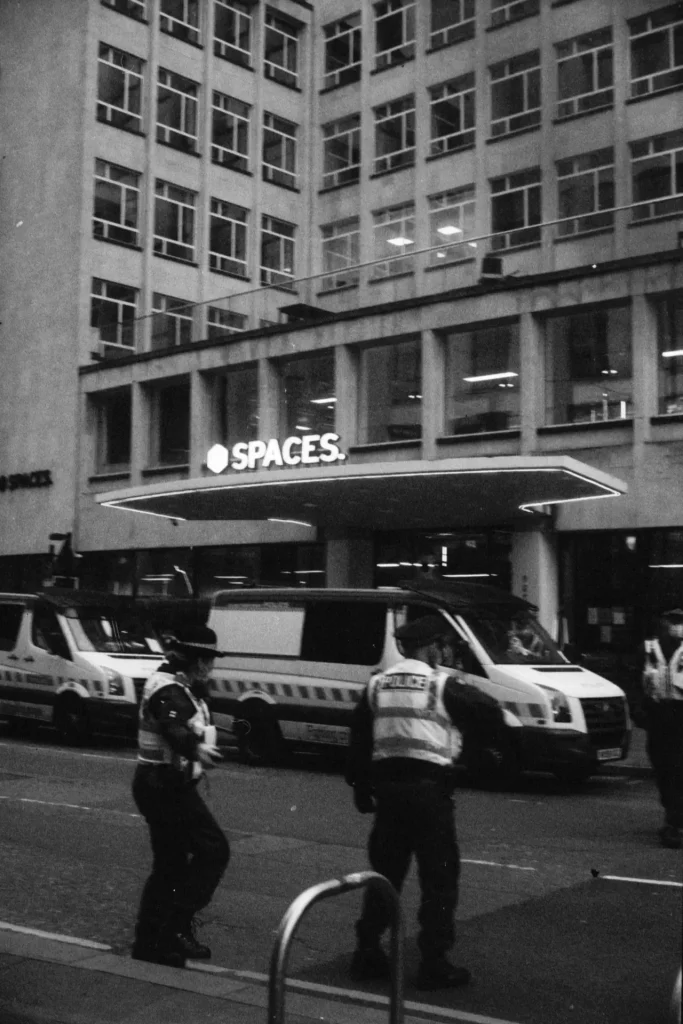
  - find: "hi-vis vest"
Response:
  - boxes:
[643,639,683,702]
[137,669,211,778]
[368,658,461,766]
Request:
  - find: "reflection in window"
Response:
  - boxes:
[321,218,360,290]
[629,4,683,98]
[90,278,137,356]
[429,0,475,50]
[429,75,475,156]
[428,186,475,265]
[280,352,336,437]
[151,293,192,350]
[264,10,300,88]
[444,323,520,435]
[154,380,190,465]
[490,51,540,138]
[557,148,614,237]
[216,365,259,446]
[490,168,541,250]
[95,388,132,471]
[214,0,252,67]
[656,293,683,414]
[630,129,683,222]
[544,307,632,425]
[374,0,415,69]
[359,339,421,443]
[372,203,414,278]
[556,27,613,120]
[324,14,361,89]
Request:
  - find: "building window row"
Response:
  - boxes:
[91,291,683,475]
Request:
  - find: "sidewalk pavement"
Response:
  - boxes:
[0,730,653,1024]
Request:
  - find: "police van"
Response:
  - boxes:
[207,580,631,783]
[0,590,165,743]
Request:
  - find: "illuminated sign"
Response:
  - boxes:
[0,470,53,493]
[206,433,346,473]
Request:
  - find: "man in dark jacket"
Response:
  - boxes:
[131,624,230,966]
[346,614,507,990]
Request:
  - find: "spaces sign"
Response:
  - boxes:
[0,470,53,493]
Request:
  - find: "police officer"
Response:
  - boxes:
[131,624,231,966]
[637,608,683,849]
[346,614,506,990]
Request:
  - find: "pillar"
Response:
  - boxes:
[511,526,559,637]
[325,528,374,588]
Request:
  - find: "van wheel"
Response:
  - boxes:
[465,741,520,790]
[236,705,284,766]
[54,696,90,747]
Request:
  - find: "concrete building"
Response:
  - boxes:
[1,0,683,668]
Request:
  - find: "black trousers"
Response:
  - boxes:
[132,764,230,946]
[646,701,683,828]
[356,778,460,962]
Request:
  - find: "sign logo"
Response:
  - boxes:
[206,433,346,474]
[0,470,53,493]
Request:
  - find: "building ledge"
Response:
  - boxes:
[538,419,633,435]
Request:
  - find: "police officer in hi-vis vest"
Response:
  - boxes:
[131,624,230,966]
[346,614,506,991]
[638,608,683,849]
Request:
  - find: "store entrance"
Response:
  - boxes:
[373,529,513,590]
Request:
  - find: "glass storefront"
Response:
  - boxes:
[216,365,259,447]
[656,291,683,414]
[443,322,520,435]
[279,351,336,437]
[358,338,422,443]
[374,528,512,590]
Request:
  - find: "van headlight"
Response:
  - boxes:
[543,687,572,723]
[104,669,125,697]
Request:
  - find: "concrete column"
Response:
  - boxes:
[631,284,656,448]
[335,345,358,448]
[189,369,212,477]
[326,528,374,588]
[519,312,543,453]
[511,526,559,636]
[421,329,444,459]
[130,380,150,485]
[258,357,280,438]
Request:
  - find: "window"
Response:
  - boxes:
[154,381,191,466]
[301,602,387,665]
[216,365,259,445]
[490,51,540,137]
[321,218,360,290]
[90,278,137,356]
[490,168,541,250]
[97,44,143,132]
[264,10,300,89]
[359,339,421,442]
[372,203,414,277]
[544,307,633,425]
[154,180,196,261]
[101,0,146,20]
[490,0,538,28]
[429,74,475,156]
[210,199,248,277]
[374,95,415,173]
[656,293,683,413]
[280,352,336,437]
[629,3,683,98]
[96,389,132,471]
[263,113,297,188]
[93,159,140,246]
[374,0,415,70]
[324,14,361,89]
[214,0,252,67]
[32,606,70,659]
[160,0,199,44]
[261,215,296,287]
[556,28,613,119]
[630,129,683,221]
[444,323,520,435]
[322,115,361,189]
[211,92,250,172]
[557,149,614,237]
[157,68,198,152]
[0,604,24,652]
[428,187,476,265]
[208,307,249,340]
[151,293,193,350]
[430,0,475,50]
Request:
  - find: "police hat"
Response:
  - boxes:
[394,615,449,645]
[661,608,683,623]
[169,624,227,658]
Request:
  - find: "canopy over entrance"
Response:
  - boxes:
[97,455,626,530]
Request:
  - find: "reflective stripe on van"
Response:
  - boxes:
[213,676,363,703]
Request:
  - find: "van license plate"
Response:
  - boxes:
[597,747,621,761]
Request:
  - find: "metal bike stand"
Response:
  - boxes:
[268,870,404,1024]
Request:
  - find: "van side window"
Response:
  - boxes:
[0,604,24,651]
[301,601,387,666]
[32,606,71,661]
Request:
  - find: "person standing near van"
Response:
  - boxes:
[131,624,230,967]
[636,608,683,849]
[346,614,506,990]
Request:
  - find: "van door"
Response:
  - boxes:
[0,601,35,723]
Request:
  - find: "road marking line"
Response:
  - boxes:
[463,859,536,872]
[187,965,523,1024]
[0,795,140,817]
[0,921,111,950]
[600,875,683,887]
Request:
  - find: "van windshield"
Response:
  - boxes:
[65,610,164,656]
[461,610,566,666]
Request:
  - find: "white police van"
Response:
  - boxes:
[207,580,631,783]
[0,590,165,743]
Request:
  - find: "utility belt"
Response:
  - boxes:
[134,760,199,787]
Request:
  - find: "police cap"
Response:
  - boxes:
[660,608,683,623]
[394,614,449,645]
[168,624,227,658]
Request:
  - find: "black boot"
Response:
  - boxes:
[415,958,471,990]
[168,913,212,960]
[350,943,389,981]
[132,931,186,968]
